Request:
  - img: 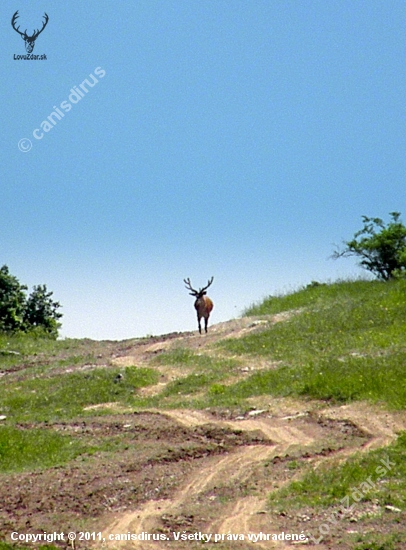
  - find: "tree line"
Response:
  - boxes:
[0,265,62,338]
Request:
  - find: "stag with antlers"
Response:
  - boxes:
[184,277,214,334]
[11,11,49,54]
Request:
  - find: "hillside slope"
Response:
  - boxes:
[1,279,406,549]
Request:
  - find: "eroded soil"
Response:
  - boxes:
[1,316,406,549]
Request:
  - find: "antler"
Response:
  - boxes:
[11,11,25,36]
[200,276,214,293]
[184,278,198,295]
[31,13,49,39]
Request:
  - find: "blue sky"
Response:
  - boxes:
[2,1,406,339]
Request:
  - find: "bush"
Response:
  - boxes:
[24,284,62,338]
[333,212,406,280]
[0,266,62,338]
[0,265,27,332]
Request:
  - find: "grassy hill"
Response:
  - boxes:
[0,278,406,549]
[219,278,406,409]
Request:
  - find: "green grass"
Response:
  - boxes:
[353,533,406,550]
[218,279,406,409]
[0,366,159,422]
[244,278,369,316]
[152,347,205,366]
[269,431,406,509]
[0,425,87,473]
[151,348,239,401]
[0,278,406,546]
[0,333,111,374]
[0,332,59,371]
[160,371,226,396]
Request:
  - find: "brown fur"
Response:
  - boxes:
[195,296,213,321]
[194,295,213,334]
[184,277,214,334]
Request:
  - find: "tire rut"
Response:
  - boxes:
[98,312,406,550]
[101,412,323,549]
[98,401,406,549]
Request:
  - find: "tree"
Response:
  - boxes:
[0,265,63,337]
[333,212,406,280]
[0,265,27,331]
[24,284,62,338]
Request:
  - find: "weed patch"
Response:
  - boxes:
[353,532,406,550]
[0,366,159,422]
[152,349,238,399]
[0,426,86,473]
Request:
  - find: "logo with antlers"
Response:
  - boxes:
[11,11,49,54]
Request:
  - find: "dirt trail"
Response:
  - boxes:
[111,315,283,369]
[320,401,406,449]
[111,315,286,398]
[103,412,316,549]
[2,314,406,550]
[100,404,405,549]
[96,316,406,549]
[106,445,276,546]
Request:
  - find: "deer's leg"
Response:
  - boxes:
[204,317,208,333]
[197,314,202,334]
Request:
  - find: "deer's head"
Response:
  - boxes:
[12,11,49,53]
[184,277,214,300]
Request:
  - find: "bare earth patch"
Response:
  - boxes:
[98,403,406,550]
[1,316,406,549]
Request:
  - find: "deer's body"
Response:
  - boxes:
[184,277,214,334]
[194,295,214,334]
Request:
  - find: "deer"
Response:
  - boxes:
[11,11,49,54]
[184,277,214,334]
